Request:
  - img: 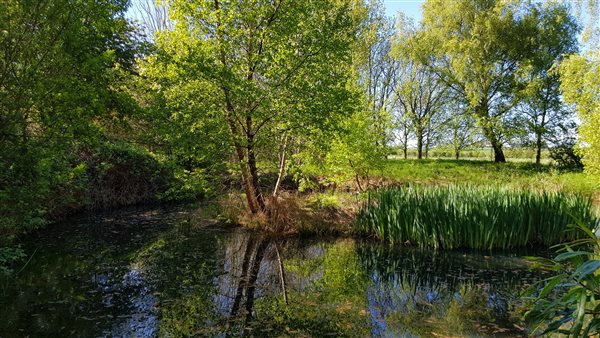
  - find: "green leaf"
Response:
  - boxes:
[573,260,600,282]
[555,251,591,261]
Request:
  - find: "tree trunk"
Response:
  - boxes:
[416,128,423,159]
[535,132,542,165]
[455,149,460,160]
[489,135,505,162]
[225,114,259,214]
[425,121,432,159]
[476,102,506,163]
[272,134,288,197]
[246,137,266,212]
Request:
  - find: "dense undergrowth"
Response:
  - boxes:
[0,142,211,276]
[355,185,597,250]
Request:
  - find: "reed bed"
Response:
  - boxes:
[355,185,597,250]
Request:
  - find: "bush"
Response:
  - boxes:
[549,140,584,170]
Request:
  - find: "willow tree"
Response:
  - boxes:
[413,0,543,162]
[146,0,359,213]
[513,1,579,165]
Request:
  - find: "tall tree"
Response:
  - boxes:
[392,14,447,159]
[146,0,360,213]
[353,0,397,149]
[514,1,579,165]
[413,0,543,162]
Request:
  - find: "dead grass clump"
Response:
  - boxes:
[216,191,358,236]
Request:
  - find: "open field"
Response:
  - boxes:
[373,159,598,201]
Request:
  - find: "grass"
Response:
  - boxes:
[375,159,598,200]
[390,147,551,163]
[355,185,597,250]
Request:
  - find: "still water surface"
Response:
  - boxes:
[0,206,551,337]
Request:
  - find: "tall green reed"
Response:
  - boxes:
[355,185,597,250]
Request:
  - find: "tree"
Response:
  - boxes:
[514,1,579,165]
[146,0,360,214]
[353,0,397,150]
[413,0,546,162]
[559,51,600,177]
[391,13,447,159]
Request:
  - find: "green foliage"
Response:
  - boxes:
[355,185,596,250]
[524,221,600,336]
[322,109,389,189]
[0,246,26,278]
[412,0,578,162]
[559,51,600,179]
[307,193,341,210]
[550,140,585,170]
[0,0,137,242]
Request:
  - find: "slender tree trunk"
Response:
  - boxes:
[348,160,364,192]
[403,123,408,159]
[215,0,261,212]
[425,124,431,159]
[535,132,542,165]
[455,149,460,160]
[272,134,288,197]
[416,128,423,159]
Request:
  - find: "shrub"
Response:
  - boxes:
[549,140,584,170]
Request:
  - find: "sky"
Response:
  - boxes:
[382,0,424,22]
[126,1,426,23]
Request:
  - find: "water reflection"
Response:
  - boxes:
[0,207,550,337]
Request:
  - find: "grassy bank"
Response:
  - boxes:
[375,159,597,199]
[355,185,597,250]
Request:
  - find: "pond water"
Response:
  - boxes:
[0,206,552,337]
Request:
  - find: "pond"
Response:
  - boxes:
[0,206,552,337]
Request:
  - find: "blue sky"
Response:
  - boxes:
[382,0,424,22]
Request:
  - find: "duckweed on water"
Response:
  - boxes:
[355,185,597,250]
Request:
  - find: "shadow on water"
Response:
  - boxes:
[0,206,552,337]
